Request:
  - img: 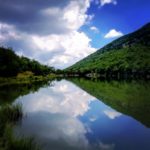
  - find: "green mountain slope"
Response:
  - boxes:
[0,47,54,77]
[66,23,150,77]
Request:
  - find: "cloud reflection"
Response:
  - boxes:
[15,80,96,150]
[14,79,150,150]
[15,112,89,150]
[98,141,115,150]
[16,80,95,117]
[104,110,122,119]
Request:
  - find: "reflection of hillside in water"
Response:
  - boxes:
[0,80,52,105]
[70,78,150,128]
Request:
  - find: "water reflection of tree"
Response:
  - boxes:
[70,78,150,128]
[0,80,53,105]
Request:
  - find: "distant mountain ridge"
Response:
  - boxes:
[98,22,150,52]
[66,23,150,78]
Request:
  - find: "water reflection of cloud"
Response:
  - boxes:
[15,80,120,150]
[16,80,95,117]
[15,80,97,150]
[98,141,115,150]
[14,79,150,150]
[89,115,97,122]
[15,111,89,150]
[104,110,122,119]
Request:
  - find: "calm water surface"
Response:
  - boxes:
[9,79,150,150]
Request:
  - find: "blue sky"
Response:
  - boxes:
[0,0,149,68]
[86,0,150,49]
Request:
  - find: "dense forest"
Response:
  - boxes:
[0,47,55,77]
[66,23,150,78]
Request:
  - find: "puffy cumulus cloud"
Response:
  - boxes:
[32,31,96,68]
[63,0,90,31]
[100,0,117,6]
[104,29,123,38]
[0,23,20,43]
[90,26,99,33]
[0,0,96,68]
[104,110,122,119]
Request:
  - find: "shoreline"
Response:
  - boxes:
[0,75,56,87]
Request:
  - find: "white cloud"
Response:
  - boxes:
[104,110,122,119]
[0,23,20,43]
[0,0,96,69]
[90,26,99,33]
[100,0,117,6]
[63,0,90,31]
[104,29,123,38]
[85,14,95,25]
[32,31,96,68]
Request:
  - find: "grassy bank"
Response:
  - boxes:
[0,104,39,150]
[0,74,56,87]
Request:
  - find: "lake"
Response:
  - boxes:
[1,78,150,150]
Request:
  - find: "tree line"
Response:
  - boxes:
[65,45,150,79]
[0,47,55,77]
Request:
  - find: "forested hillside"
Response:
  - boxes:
[0,47,54,77]
[66,23,150,78]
